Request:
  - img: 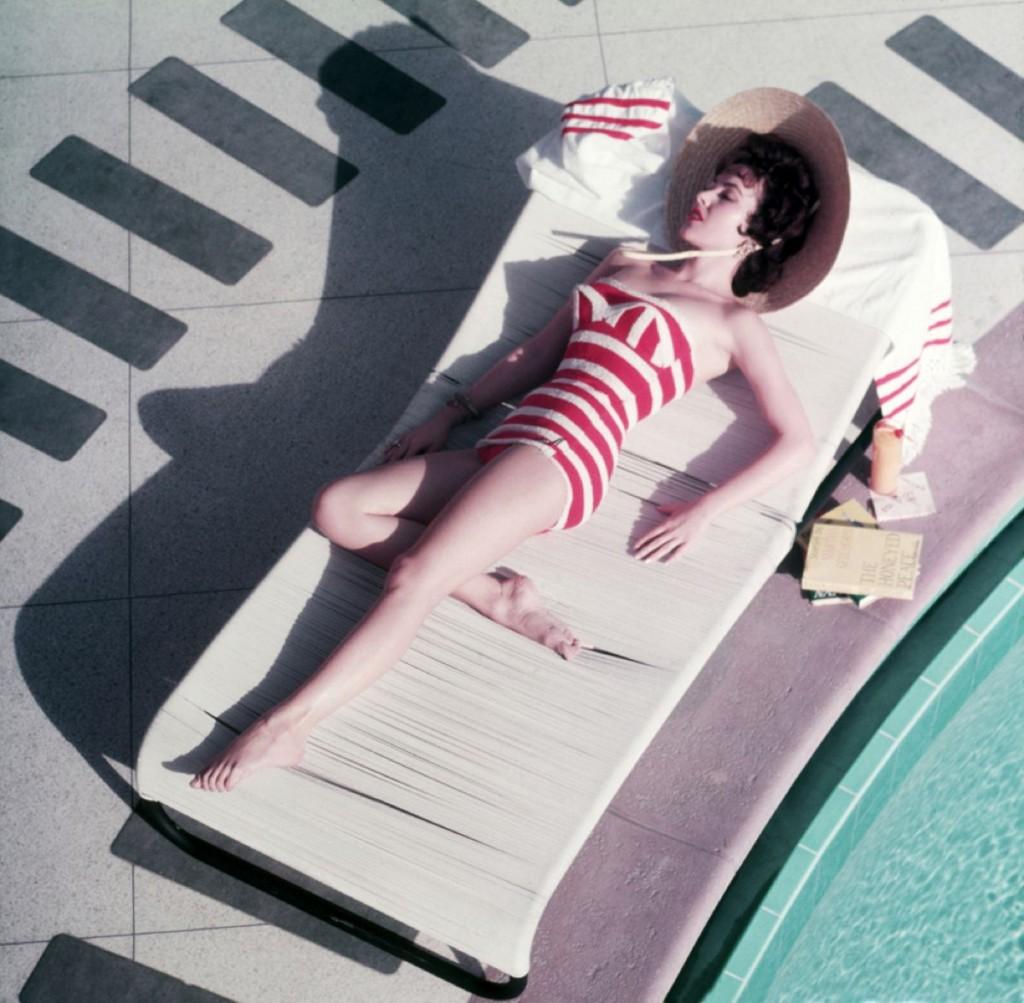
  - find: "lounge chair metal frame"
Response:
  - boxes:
[135,797,528,999]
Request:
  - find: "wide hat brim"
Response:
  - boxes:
[665,87,850,313]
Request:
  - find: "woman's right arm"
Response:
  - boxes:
[384,247,629,462]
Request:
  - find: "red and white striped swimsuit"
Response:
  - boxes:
[476,278,695,530]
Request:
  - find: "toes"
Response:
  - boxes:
[211,761,230,793]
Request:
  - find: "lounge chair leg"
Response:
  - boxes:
[134,799,529,1000]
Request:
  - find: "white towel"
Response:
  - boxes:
[516,78,976,463]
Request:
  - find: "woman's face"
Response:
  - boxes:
[679,164,763,251]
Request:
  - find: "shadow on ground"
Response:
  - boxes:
[15,23,560,980]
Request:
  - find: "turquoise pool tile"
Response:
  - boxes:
[741,929,789,1003]
[965,578,1022,634]
[840,730,894,795]
[763,844,817,914]
[905,690,941,744]
[921,627,979,686]
[978,591,1023,666]
[807,835,846,907]
[725,907,779,980]
[856,753,894,823]
[880,676,937,739]
[882,732,920,799]
[800,785,855,854]
[702,972,744,1003]
[932,647,985,736]
[1008,551,1024,586]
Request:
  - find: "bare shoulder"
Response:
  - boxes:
[723,301,770,338]
[721,302,777,364]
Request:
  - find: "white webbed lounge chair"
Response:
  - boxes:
[136,188,889,996]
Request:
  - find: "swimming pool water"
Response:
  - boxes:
[763,635,1024,1001]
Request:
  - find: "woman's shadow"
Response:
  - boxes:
[14,21,564,980]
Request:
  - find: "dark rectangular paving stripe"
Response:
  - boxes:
[0,499,23,542]
[380,0,528,69]
[222,0,445,134]
[807,82,1024,249]
[0,226,187,369]
[30,136,273,284]
[0,359,106,461]
[21,934,232,1002]
[887,16,1024,141]
[129,57,358,206]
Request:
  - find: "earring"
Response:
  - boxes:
[734,238,758,258]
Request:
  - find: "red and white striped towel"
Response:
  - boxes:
[560,93,672,143]
[806,169,973,462]
[875,298,954,422]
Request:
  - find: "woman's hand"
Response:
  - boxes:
[632,498,715,563]
[381,409,456,464]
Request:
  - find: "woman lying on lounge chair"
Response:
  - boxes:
[192,88,850,792]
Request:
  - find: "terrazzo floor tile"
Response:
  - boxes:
[0,936,134,1003]
[0,603,133,943]
[0,317,130,607]
[0,0,128,77]
[465,0,598,40]
[130,0,442,72]
[128,290,470,596]
[594,0,1015,33]
[600,6,1023,254]
[949,250,1024,343]
[126,36,601,311]
[132,924,471,1003]
[0,72,131,323]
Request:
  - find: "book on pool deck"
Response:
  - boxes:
[803,588,880,608]
[802,523,922,600]
[797,498,877,553]
[799,500,881,607]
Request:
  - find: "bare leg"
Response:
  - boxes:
[311,449,580,657]
[193,445,571,792]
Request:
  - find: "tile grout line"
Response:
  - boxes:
[127,0,137,963]
[0,32,615,84]
[161,284,482,314]
[969,588,1023,639]
[595,0,1024,39]
[0,584,255,613]
[0,922,270,949]
[0,248,1017,326]
[0,285,483,328]
[591,1,609,89]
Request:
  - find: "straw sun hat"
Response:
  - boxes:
[662,87,850,312]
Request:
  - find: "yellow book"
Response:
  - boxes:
[797,498,877,552]
[802,523,922,600]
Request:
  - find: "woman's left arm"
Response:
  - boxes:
[633,309,816,562]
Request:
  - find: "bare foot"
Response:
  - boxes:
[490,574,581,660]
[190,715,308,793]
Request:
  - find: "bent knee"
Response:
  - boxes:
[385,549,452,601]
[310,477,362,532]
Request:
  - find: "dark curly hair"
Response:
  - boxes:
[718,133,820,298]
